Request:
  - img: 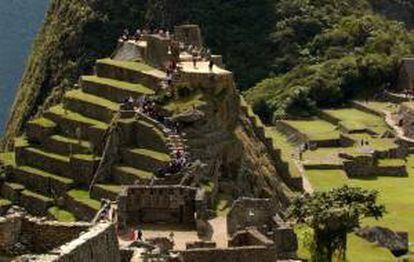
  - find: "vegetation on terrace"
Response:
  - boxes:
[283,119,340,141]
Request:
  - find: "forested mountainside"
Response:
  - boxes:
[3,0,414,148]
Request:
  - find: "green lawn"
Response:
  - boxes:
[323,108,389,135]
[132,148,171,162]
[48,206,76,222]
[305,154,414,260]
[0,152,15,166]
[48,105,108,129]
[303,148,342,165]
[28,117,56,128]
[67,190,101,210]
[284,119,340,141]
[97,58,155,72]
[265,127,302,178]
[81,75,155,95]
[65,89,119,111]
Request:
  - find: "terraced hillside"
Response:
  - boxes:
[264,100,414,260]
[0,58,170,222]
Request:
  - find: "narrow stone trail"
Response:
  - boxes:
[208,216,228,248]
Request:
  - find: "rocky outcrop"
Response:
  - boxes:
[356,226,409,257]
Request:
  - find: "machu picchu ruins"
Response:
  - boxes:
[2,1,414,261]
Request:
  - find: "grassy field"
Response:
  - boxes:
[97,58,155,72]
[304,154,414,260]
[284,119,340,141]
[48,206,76,222]
[356,101,399,114]
[323,108,388,135]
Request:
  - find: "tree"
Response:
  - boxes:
[288,186,385,261]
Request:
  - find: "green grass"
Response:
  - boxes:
[131,148,170,162]
[28,117,56,128]
[21,189,52,202]
[0,152,15,166]
[284,119,340,141]
[163,93,206,113]
[48,206,76,222]
[17,166,73,184]
[67,189,101,210]
[50,135,91,149]
[213,193,233,217]
[377,159,406,167]
[48,105,108,129]
[303,148,343,165]
[323,108,389,135]
[72,154,100,161]
[114,165,154,180]
[26,147,69,162]
[14,136,29,148]
[95,184,122,193]
[200,180,215,193]
[0,199,12,206]
[6,182,25,191]
[97,58,155,72]
[65,89,119,111]
[265,127,302,178]
[81,75,155,95]
[304,154,414,260]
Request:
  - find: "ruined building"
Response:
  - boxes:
[0,25,299,261]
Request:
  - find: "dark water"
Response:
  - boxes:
[0,0,49,132]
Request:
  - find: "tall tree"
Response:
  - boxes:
[288,186,385,261]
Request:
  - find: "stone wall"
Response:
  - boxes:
[16,223,120,262]
[227,198,277,236]
[180,246,278,262]
[145,35,172,68]
[50,223,120,262]
[174,25,203,48]
[228,228,274,247]
[0,212,91,255]
[399,102,414,139]
[118,185,200,226]
[20,218,90,253]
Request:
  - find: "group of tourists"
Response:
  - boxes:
[119,27,171,42]
[122,95,164,122]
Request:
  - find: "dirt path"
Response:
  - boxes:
[208,216,228,248]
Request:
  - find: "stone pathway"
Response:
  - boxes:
[208,216,228,248]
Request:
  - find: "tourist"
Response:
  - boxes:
[134,29,142,41]
[166,30,170,39]
[209,59,214,72]
[192,49,198,68]
[137,229,143,241]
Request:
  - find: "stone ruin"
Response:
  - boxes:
[0,24,300,261]
[117,185,206,227]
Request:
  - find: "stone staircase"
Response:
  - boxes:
[1,58,172,222]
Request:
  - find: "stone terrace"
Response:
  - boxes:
[0,46,171,222]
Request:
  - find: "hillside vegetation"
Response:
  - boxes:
[3,0,414,146]
[246,0,414,122]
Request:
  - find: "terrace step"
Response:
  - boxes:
[16,147,71,178]
[95,58,165,90]
[64,89,119,123]
[20,189,53,216]
[64,190,101,222]
[1,182,24,203]
[44,135,92,155]
[10,166,74,196]
[26,118,57,143]
[120,148,170,172]
[44,105,108,141]
[47,206,76,222]
[80,75,154,103]
[112,165,154,185]
[91,184,123,201]
[0,198,12,214]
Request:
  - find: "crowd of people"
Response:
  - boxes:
[120,94,191,178]
[119,27,171,42]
